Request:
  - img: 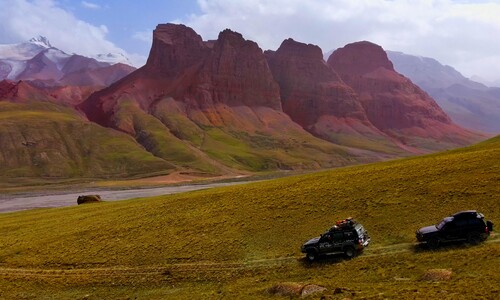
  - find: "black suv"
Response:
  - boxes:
[301,218,371,261]
[416,210,494,248]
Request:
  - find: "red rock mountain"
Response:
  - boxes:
[0,25,486,178]
[80,24,360,172]
[266,39,404,154]
[327,41,481,151]
[0,79,104,107]
[0,80,55,103]
[81,25,283,129]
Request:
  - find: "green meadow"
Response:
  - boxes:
[0,136,498,299]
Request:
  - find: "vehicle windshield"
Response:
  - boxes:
[436,219,447,230]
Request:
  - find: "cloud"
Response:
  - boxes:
[81,1,100,10]
[132,30,153,43]
[184,0,500,81]
[0,0,141,66]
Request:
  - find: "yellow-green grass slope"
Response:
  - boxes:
[0,101,174,182]
[0,136,499,299]
[125,97,373,172]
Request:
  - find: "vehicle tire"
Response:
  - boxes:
[467,232,481,245]
[306,251,317,262]
[344,246,356,259]
[427,238,440,249]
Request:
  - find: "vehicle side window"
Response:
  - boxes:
[469,219,482,226]
[324,233,332,241]
[332,232,343,240]
[444,222,455,230]
[344,231,354,238]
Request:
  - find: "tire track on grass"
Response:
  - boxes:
[0,237,498,279]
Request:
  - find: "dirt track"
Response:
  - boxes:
[1,238,497,279]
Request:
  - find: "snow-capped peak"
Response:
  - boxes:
[28,36,52,48]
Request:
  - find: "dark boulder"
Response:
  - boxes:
[77,194,102,205]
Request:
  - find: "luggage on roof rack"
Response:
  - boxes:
[329,217,356,231]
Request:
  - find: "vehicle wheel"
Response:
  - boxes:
[306,251,317,262]
[467,232,481,245]
[344,246,356,259]
[427,238,440,249]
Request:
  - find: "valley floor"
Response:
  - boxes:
[0,136,498,299]
[1,237,498,299]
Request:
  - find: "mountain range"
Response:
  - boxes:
[388,51,500,134]
[0,24,485,180]
[0,36,135,87]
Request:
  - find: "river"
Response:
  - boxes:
[0,181,250,214]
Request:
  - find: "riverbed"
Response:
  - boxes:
[0,181,249,213]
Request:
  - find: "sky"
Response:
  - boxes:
[1,0,500,83]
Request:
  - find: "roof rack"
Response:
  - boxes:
[329,217,356,231]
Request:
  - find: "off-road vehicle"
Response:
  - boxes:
[416,210,494,248]
[301,218,371,261]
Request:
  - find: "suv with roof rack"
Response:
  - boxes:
[301,218,371,261]
[416,210,494,248]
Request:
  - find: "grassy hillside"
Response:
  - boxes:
[0,101,175,182]
[0,136,498,299]
[151,98,370,172]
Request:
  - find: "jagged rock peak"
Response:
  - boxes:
[216,28,260,49]
[146,23,207,74]
[29,36,52,48]
[328,41,394,76]
[152,23,204,45]
[275,38,323,60]
[219,28,243,39]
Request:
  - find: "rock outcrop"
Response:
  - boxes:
[193,29,282,110]
[79,24,363,173]
[77,195,102,205]
[266,39,401,153]
[267,282,327,297]
[327,41,481,150]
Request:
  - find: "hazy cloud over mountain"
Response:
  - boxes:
[185,0,500,82]
[0,0,140,64]
[0,0,499,81]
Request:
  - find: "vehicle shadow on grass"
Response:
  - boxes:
[412,240,482,253]
[298,254,350,267]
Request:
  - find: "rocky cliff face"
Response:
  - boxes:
[79,24,363,173]
[266,38,362,124]
[192,29,282,110]
[265,39,399,153]
[327,41,481,149]
[142,26,282,111]
[144,24,208,77]
[81,24,283,128]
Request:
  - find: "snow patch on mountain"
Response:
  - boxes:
[44,48,71,69]
[3,60,27,79]
[28,36,52,48]
[93,53,131,65]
